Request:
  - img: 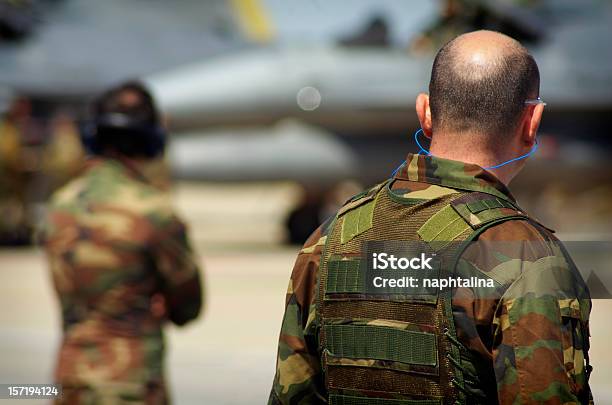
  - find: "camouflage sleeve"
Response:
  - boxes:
[268,224,330,405]
[151,214,203,326]
[489,232,592,404]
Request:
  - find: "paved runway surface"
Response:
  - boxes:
[0,182,610,404]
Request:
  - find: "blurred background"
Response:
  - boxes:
[0,0,610,403]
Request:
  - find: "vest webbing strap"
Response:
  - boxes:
[324,324,437,367]
[418,194,528,251]
[341,199,376,244]
[330,394,441,405]
[417,205,471,250]
[326,258,364,294]
[449,193,527,231]
[464,197,515,214]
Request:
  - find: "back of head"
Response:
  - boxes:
[429,30,540,141]
[90,81,165,158]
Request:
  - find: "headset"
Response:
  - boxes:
[81,112,166,158]
[391,128,539,177]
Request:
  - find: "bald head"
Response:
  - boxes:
[429,30,539,138]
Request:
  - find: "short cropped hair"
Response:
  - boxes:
[429,35,540,137]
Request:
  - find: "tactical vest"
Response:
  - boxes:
[316,178,532,405]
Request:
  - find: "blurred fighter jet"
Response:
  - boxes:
[1,0,611,244]
[0,0,610,184]
[146,0,612,133]
[142,0,612,183]
[0,0,250,95]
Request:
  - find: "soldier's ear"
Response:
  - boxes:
[415,93,432,138]
[522,102,544,147]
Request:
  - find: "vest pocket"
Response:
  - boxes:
[322,318,439,377]
[324,254,439,304]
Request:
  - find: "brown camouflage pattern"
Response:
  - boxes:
[269,153,592,404]
[42,157,203,404]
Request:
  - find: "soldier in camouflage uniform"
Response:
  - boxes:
[42,82,203,404]
[269,31,592,404]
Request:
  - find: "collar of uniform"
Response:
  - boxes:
[393,153,517,203]
[85,156,151,185]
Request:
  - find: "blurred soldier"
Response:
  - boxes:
[42,82,203,404]
[411,0,544,53]
[269,31,592,404]
[0,97,37,244]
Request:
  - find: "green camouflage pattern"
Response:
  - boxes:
[269,153,592,404]
[42,157,203,404]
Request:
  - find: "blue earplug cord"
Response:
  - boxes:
[391,129,539,177]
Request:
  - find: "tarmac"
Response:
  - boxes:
[0,182,611,404]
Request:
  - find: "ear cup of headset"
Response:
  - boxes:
[146,126,167,157]
[79,121,102,155]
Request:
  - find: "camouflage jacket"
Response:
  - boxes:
[269,153,592,404]
[42,157,202,402]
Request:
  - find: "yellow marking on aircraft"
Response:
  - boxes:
[231,0,275,43]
